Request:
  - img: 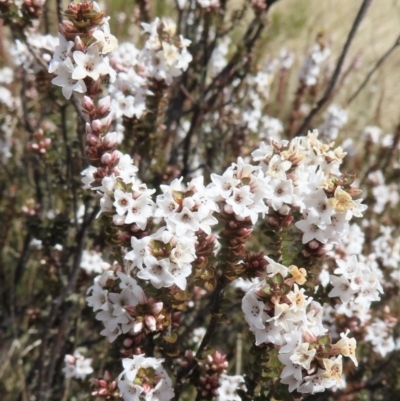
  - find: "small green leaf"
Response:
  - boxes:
[163,332,178,343]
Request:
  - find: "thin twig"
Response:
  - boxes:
[293,0,374,137]
[347,33,400,105]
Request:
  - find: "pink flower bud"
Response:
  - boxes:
[91,119,103,133]
[85,122,93,135]
[99,380,108,388]
[266,216,280,226]
[98,388,108,395]
[59,22,78,39]
[101,153,112,165]
[100,113,113,131]
[86,147,99,160]
[151,302,163,315]
[82,96,95,114]
[308,240,320,250]
[102,132,118,150]
[96,96,111,118]
[145,315,156,331]
[87,133,100,147]
[74,36,86,52]
[64,355,75,364]
[123,338,133,348]
[282,214,294,228]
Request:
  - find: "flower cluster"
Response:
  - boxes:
[252,131,367,251]
[86,271,168,343]
[329,254,383,319]
[109,17,192,127]
[299,38,330,86]
[80,249,111,274]
[118,354,174,401]
[49,2,117,99]
[242,257,358,394]
[62,350,93,380]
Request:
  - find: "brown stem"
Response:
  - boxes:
[294,0,374,137]
[347,33,400,105]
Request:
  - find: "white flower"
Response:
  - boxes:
[125,236,150,269]
[168,206,200,237]
[290,342,316,370]
[48,33,74,73]
[242,292,266,330]
[217,374,245,401]
[80,250,110,274]
[72,46,110,81]
[93,22,118,54]
[63,350,93,379]
[51,58,87,100]
[124,195,154,229]
[295,213,328,244]
[328,275,357,303]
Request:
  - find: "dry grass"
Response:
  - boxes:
[264,0,400,133]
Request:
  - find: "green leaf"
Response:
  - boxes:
[163,332,178,343]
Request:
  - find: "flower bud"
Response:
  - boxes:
[80,1,93,14]
[96,96,111,118]
[82,96,95,114]
[145,315,156,331]
[59,21,79,39]
[74,36,86,52]
[266,216,280,226]
[85,122,93,135]
[91,119,103,133]
[100,112,113,131]
[282,214,294,227]
[123,338,133,348]
[102,132,118,150]
[308,240,320,250]
[279,204,291,216]
[86,146,99,160]
[98,380,108,388]
[87,133,100,147]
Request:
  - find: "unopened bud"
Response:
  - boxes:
[91,119,103,133]
[64,355,75,364]
[87,133,100,147]
[74,36,86,52]
[145,315,156,331]
[123,338,133,348]
[101,150,119,166]
[98,380,108,388]
[85,122,93,135]
[86,146,99,160]
[282,214,294,228]
[80,1,93,14]
[102,131,118,150]
[96,96,111,118]
[82,96,95,114]
[59,23,78,40]
[279,204,291,216]
[266,216,280,226]
[100,113,113,131]
[308,240,320,250]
